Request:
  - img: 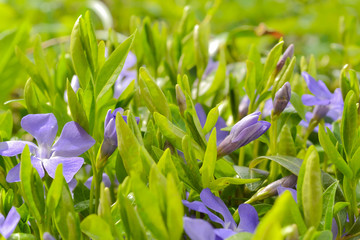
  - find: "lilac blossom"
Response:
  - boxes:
[183,188,259,240]
[0,113,95,183]
[301,72,343,121]
[299,108,332,132]
[217,112,270,158]
[114,51,137,99]
[0,207,20,238]
[195,103,228,146]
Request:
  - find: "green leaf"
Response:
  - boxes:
[202,106,219,135]
[81,214,114,240]
[209,177,260,191]
[95,31,136,100]
[46,164,64,220]
[194,23,209,79]
[200,128,217,187]
[20,145,42,222]
[153,112,204,160]
[289,92,306,120]
[115,112,144,177]
[341,90,358,158]
[302,146,322,229]
[33,36,51,91]
[8,234,36,240]
[182,135,202,192]
[166,174,184,240]
[66,80,90,132]
[117,187,147,240]
[157,148,179,184]
[250,155,302,175]
[131,174,168,239]
[24,79,41,114]
[273,56,296,96]
[226,232,253,240]
[321,181,338,231]
[203,46,226,97]
[245,60,256,103]
[278,125,296,157]
[139,67,170,118]
[318,126,353,178]
[70,15,91,88]
[0,110,13,139]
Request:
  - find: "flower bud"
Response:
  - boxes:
[276,44,294,74]
[273,82,291,116]
[312,105,330,121]
[217,112,270,158]
[176,84,187,115]
[246,174,297,203]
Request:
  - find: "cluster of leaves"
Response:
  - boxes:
[1,1,360,240]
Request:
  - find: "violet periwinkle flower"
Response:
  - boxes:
[217,112,270,158]
[301,72,343,121]
[276,44,294,74]
[43,232,56,240]
[0,114,95,183]
[195,103,228,146]
[300,110,333,132]
[98,108,140,166]
[114,51,137,99]
[0,207,20,238]
[203,58,219,79]
[183,188,259,240]
[273,82,291,116]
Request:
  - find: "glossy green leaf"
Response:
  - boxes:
[321,181,338,231]
[81,214,114,240]
[250,155,302,175]
[166,174,184,240]
[95,31,136,100]
[302,146,322,229]
[289,92,306,120]
[139,67,170,118]
[202,106,219,135]
[46,164,64,221]
[341,90,358,158]
[0,110,13,139]
[319,126,353,178]
[200,128,217,188]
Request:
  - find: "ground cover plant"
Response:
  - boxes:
[1,0,360,239]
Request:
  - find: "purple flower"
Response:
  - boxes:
[183,188,259,240]
[195,103,228,146]
[273,82,291,116]
[100,108,140,160]
[301,72,343,121]
[203,58,219,79]
[299,110,332,132]
[217,112,270,158]
[238,96,250,119]
[0,207,20,238]
[114,51,137,99]
[84,172,117,189]
[0,114,95,183]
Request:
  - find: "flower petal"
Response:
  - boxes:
[277,186,297,203]
[43,156,84,182]
[302,72,332,99]
[6,156,45,183]
[85,173,112,189]
[302,94,330,106]
[230,112,261,137]
[183,217,215,240]
[214,117,228,146]
[237,204,259,233]
[200,188,236,229]
[213,229,236,240]
[0,207,20,238]
[195,103,207,128]
[231,121,271,146]
[21,113,58,148]
[0,141,38,157]
[52,122,95,157]
[182,200,224,226]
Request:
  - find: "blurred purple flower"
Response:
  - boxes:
[277,186,297,203]
[114,51,137,99]
[217,112,270,157]
[0,207,20,238]
[301,72,343,121]
[84,173,117,189]
[203,58,219,79]
[0,114,95,183]
[299,110,332,132]
[183,188,259,240]
[43,232,56,240]
[238,96,250,119]
[195,103,228,146]
[273,82,291,116]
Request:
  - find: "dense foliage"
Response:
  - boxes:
[1,0,360,239]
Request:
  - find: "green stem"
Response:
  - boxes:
[268,113,278,182]
[238,147,245,166]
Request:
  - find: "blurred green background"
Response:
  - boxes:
[0,0,359,106]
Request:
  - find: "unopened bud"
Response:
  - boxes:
[176,84,187,115]
[276,44,294,74]
[312,105,329,121]
[273,82,291,116]
[246,174,297,203]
